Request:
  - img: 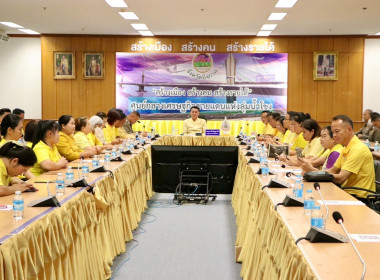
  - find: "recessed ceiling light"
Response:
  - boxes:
[105,0,127,7]
[268,13,287,20]
[131,23,148,30]
[118,12,139,20]
[0,22,24,28]
[375,32,380,35]
[261,24,278,31]
[18,29,40,35]
[138,30,154,36]
[257,31,272,37]
[275,0,298,8]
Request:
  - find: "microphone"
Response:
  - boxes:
[314,182,329,228]
[333,211,366,280]
[46,181,52,196]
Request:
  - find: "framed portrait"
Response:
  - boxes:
[313,52,338,80]
[54,52,75,79]
[83,53,104,79]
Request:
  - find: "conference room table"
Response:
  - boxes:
[1,135,380,280]
[233,143,380,280]
[0,144,153,280]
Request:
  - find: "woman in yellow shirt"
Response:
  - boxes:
[0,142,37,196]
[285,118,324,166]
[56,115,96,162]
[103,108,123,145]
[289,112,309,154]
[282,111,297,144]
[30,120,68,176]
[298,125,344,172]
[73,116,101,154]
[24,120,39,148]
[0,114,23,147]
[88,116,113,150]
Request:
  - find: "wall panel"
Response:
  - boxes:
[41,35,365,124]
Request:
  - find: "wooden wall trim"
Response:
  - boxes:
[41,35,364,123]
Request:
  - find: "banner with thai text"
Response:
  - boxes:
[116,53,287,120]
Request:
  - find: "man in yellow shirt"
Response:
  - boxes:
[183,106,206,135]
[261,110,274,135]
[327,115,375,200]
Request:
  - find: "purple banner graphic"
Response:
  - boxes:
[116,53,287,120]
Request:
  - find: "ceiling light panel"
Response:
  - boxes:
[0,22,24,28]
[131,23,148,30]
[18,29,40,34]
[138,30,154,36]
[275,0,298,8]
[268,13,287,20]
[118,12,139,20]
[105,0,127,8]
[261,24,278,31]
[257,31,272,36]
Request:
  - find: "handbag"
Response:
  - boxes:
[303,171,334,182]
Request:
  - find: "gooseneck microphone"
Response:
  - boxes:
[333,211,366,280]
[314,182,329,228]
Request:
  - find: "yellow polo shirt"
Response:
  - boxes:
[255,122,265,135]
[334,136,376,198]
[103,123,117,143]
[25,141,33,148]
[87,132,103,147]
[73,131,91,150]
[263,123,274,135]
[291,133,308,151]
[30,141,61,176]
[183,118,207,135]
[0,158,12,186]
[0,138,7,147]
[282,131,297,145]
[274,130,283,140]
[56,131,83,162]
[302,137,325,157]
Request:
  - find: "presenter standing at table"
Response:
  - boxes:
[183,106,206,135]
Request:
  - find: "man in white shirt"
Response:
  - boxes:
[183,106,206,135]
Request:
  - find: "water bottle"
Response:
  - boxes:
[239,127,243,136]
[111,147,117,158]
[65,166,74,184]
[104,151,111,168]
[365,139,370,148]
[13,191,24,220]
[246,136,251,146]
[311,206,324,229]
[293,175,304,198]
[81,160,89,179]
[56,172,65,195]
[122,140,128,150]
[140,138,144,146]
[92,155,99,167]
[304,190,315,216]
[117,146,123,156]
[374,141,379,153]
[129,140,134,150]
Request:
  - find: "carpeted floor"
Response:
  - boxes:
[110,193,241,280]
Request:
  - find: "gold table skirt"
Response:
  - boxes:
[0,147,153,280]
[232,149,316,280]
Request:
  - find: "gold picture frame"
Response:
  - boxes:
[54,52,75,79]
[313,52,338,80]
[83,53,104,79]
